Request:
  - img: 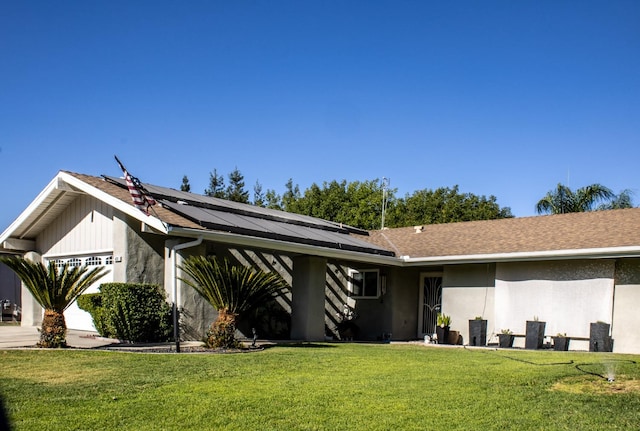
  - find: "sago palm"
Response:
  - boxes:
[535,183,615,214]
[180,256,288,348]
[0,257,108,348]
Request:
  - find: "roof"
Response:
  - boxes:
[2,170,639,265]
[359,208,640,264]
[0,171,394,260]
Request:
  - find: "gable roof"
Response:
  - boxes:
[360,208,640,264]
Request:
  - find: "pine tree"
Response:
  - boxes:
[180,175,191,192]
[205,169,226,198]
[226,167,249,203]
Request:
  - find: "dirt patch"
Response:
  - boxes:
[551,375,640,395]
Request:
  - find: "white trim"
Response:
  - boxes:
[58,172,168,234]
[43,249,114,259]
[166,226,402,266]
[0,175,62,244]
[401,246,640,266]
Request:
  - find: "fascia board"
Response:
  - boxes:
[58,172,168,234]
[167,227,402,266]
[400,246,640,266]
[0,174,62,244]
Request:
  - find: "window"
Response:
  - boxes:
[348,269,380,298]
[67,258,82,267]
[85,256,102,266]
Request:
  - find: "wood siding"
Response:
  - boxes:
[37,195,113,256]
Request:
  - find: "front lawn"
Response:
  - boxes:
[1,344,639,430]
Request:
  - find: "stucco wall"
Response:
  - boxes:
[113,211,164,285]
[495,259,615,350]
[388,266,421,340]
[612,258,640,354]
[442,263,495,344]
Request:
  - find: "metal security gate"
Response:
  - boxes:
[419,273,443,337]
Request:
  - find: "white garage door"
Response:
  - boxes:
[49,254,114,332]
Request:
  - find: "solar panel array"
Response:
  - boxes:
[104,176,394,256]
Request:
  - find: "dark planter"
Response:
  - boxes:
[468,319,487,346]
[498,333,514,348]
[436,326,450,344]
[525,321,546,349]
[552,336,570,351]
[590,322,613,352]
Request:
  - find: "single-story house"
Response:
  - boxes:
[1,171,639,353]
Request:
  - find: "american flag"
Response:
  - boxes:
[115,156,157,215]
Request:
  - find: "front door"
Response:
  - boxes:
[418,272,443,338]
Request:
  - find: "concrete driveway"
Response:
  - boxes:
[0,325,116,349]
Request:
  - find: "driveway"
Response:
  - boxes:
[0,325,115,349]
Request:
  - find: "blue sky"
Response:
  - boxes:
[2,1,639,230]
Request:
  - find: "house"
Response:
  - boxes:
[1,171,639,353]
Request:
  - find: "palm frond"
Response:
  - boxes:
[0,257,109,312]
[179,256,288,316]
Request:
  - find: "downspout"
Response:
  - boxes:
[170,235,204,353]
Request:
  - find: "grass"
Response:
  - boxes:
[1,343,639,430]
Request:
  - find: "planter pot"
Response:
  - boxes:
[498,333,514,348]
[436,326,450,344]
[468,319,487,346]
[590,322,613,352]
[525,321,546,350]
[552,336,570,351]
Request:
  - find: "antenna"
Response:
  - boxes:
[381,177,390,230]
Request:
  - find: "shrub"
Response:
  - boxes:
[78,283,173,342]
[77,293,110,335]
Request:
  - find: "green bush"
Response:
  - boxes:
[78,283,173,342]
[77,293,109,335]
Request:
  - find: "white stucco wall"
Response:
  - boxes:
[612,258,640,354]
[495,260,615,350]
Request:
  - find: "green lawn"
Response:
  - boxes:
[1,344,639,430]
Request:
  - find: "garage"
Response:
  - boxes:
[49,254,114,332]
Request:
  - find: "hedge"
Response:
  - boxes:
[78,283,173,342]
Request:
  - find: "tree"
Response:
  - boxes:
[253,180,265,207]
[180,175,191,192]
[0,257,108,348]
[205,169,226,198]
[179,256,288,349]
[226,167,249,203]
[291,179,393,230]
[264,189,282,210]
[385,186,512,227]
[535,183,615,214]
[281,178,301,212]
[597,189,635,210]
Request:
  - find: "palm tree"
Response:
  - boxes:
[0,257,108,348]
[535,183,615,215]
[597,189,635,210]
[179,256,288,348]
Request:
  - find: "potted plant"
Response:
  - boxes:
[498,329,514,348]
[552,333,570,351]
[436,313,451,344]
[468,316,487,346]
[525,316,546,350]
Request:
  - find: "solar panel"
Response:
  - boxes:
[103,175,393,256]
